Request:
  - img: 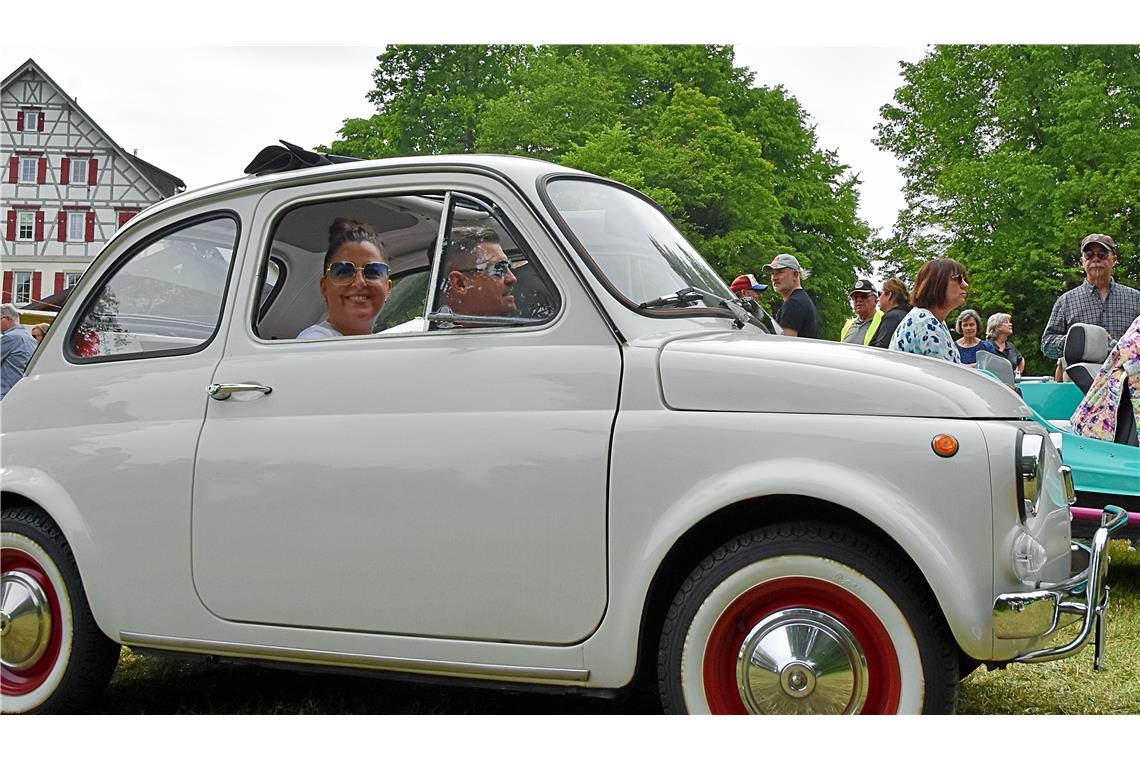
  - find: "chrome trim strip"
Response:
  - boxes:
[120,632,590,684]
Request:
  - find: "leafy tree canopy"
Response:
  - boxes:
[321,44,871,338]
[877,45,1140,373]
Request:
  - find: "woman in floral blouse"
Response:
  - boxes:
[890,258,970,363]
[1071,315,1140,445]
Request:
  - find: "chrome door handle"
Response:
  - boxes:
[208,382,273,400]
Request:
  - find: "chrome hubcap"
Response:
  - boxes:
[0,570,53,670]
[736,608,868,714]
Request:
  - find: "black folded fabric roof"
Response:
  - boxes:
[244,140,362,176]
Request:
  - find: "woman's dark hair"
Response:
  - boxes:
[881,277,910,308]
[912,258,966,310]
[323,218,385,270]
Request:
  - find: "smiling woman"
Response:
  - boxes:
[297,218,391,339]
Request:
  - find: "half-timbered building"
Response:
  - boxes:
[1,58,184,306]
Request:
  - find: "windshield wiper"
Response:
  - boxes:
[639,286,765,331]
[638,287,706,309]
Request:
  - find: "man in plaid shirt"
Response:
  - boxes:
[1041,233,1140,359]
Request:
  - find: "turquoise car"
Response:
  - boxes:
[1018,376,1139,540]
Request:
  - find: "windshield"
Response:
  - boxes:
[544,178,735,309]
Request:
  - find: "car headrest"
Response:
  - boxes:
[1063,323,1111,365]
[976,350,1015,386]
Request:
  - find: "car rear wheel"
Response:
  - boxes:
[2,508,120,713]
[657,522,958,714]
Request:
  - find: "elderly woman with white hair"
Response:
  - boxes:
[985,312,1026,375]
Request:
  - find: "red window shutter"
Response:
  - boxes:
[37,112,45,132]
[35,211,45,241]
[54,272,65,293]
[61,157,71,185]
[3,272,13,302]
[85,210,96,242]
[8,157,18,183]
[37,156,47,184]
[88,159,98,186]
[5,210,15,240]
[32,272,42,302]
[57,211,67,241]
[17,112,25,130]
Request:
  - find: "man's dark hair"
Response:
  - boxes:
[442,226,501,273]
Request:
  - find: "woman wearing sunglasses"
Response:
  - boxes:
[298,218,391,340]
[889,258,970,363]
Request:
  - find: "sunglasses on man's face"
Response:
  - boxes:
[1083,249,1111,261]
[459,260,515,279]
[325,261,390,284]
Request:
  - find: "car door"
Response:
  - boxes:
[190,174,621,645]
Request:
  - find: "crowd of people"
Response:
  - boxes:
[730,231,1140,444]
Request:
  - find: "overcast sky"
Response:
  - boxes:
[3,1,1135,241]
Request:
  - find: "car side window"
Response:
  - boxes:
[69,216,237,360]
[427,193,560,330]
[254,190,559,340]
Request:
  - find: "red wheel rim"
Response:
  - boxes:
[1,548,65,696]
[703,577,902,714]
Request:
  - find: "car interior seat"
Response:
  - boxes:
[1063,323,1111,394]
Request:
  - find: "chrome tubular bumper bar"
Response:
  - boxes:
[992,506,1127,670]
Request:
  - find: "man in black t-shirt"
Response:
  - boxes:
[763,254,821,339]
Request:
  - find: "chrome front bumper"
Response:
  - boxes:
[992,506,1127,670]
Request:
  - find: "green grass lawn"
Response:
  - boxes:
[97,541,1140,714]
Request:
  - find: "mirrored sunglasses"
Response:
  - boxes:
[459,260,515,279]
[326,261,390,283]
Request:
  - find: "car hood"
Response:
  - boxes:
[657,331,1030,418]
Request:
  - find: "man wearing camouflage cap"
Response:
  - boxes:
[1041,233,1140,359]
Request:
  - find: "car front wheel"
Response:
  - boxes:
[657,522,958,714]
[2,507,119,713]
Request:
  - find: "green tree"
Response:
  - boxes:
[324,44,872,338]
[877,45,1140,373]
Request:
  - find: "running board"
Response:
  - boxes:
[120,631,590,686]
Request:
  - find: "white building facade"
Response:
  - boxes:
[1,58,183,306]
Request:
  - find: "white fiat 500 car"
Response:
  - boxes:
[1,144,1122,714]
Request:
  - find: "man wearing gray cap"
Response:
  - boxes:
[1040,233,1140,359]
[763,253,820,339]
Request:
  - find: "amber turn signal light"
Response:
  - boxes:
[931,434,959,458]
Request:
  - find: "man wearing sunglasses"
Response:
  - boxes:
[1041,233,1140,359]
[440,226,518,321]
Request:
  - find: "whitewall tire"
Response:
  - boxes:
[657,522,958,714]
[2,508,119,713]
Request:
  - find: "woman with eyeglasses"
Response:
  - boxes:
[890,258,970,363]
[297,218,391,340]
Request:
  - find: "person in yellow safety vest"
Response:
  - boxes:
[840,278,883,345]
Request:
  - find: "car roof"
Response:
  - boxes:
[135,153,593,226]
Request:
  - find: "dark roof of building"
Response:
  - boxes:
[126,152,184,197]
[2,58,185,197]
